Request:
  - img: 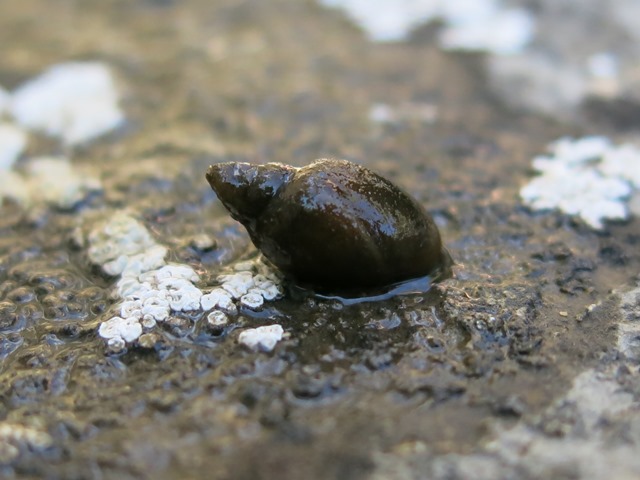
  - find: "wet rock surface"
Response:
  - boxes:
[0,1,639,479]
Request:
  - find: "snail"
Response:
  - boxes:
[206,159,452,294]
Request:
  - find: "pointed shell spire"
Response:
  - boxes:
[206,162,295,224]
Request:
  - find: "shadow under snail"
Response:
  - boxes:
[206,159,452,298]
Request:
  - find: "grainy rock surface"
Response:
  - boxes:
[0,1,639,479]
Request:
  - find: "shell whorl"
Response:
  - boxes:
[206,159,452,291]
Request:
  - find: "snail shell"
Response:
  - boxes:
[206,159,452,291]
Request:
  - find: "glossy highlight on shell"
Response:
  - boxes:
[206,159,452,293]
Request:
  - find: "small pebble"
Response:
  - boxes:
[190,233,216,250]
[240,291,264,310]
[141,315,157,329]
[207,310,228,327]
[107,337,126,353]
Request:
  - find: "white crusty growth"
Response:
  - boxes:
[0,422,53,463]
[0,155,101,209]
[11,62,124,145]
[0,123,26,171]
[520,136,640,229]
[89,214,203,348]
[0,86,9,115]
[26,157,101,209]
[87,212,284,351]
[238,324,285,352]
[320,0,534,54]
[87,212,167,276]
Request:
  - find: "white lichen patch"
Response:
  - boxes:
[617,285,640,361]
[251,273,282,301]
[233,260,257,272]
[0,62,126,208]
[25,157,102,209]
[240,291,264,310]
[87,213,168,346]
[209,263,283,311]
[0,123,27,171]
[600,145,640,188]
[320,0,534,54]
[98,316,143,344]
[135,265,203,313]
[0,171,28,205]
[320,0,436,42]
[218,271,255,299]
[10,62,124,145]
[0,86,9,116]
[200,288,237,314]
[238,324,284,352]
[439,2,534,54]
[0,156,101,209]
[87,212,167,276]
[369,102,438,124]
[520,136,640,229]
[87,212,284,351]
[207,310,229,327]
[0,422,52,464]
[89,215,204,343]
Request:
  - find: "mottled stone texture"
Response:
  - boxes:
[0,1,639,479]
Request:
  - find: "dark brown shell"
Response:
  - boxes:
[206,159,452,290]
